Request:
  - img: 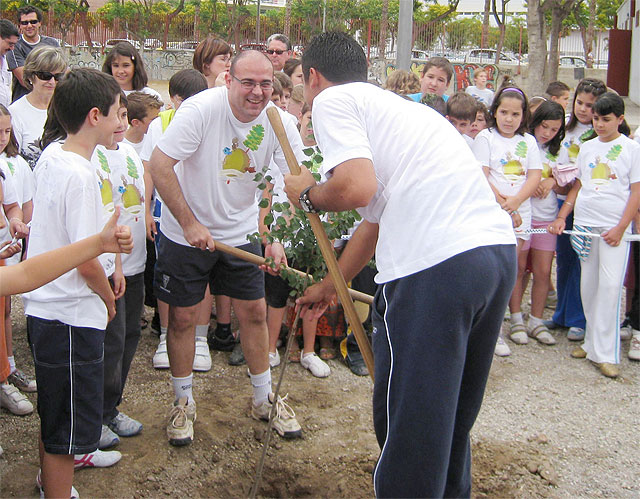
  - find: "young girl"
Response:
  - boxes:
[515,101,566,344]
[549,78,607,341]
[102,42,163,101]
[472,85,542,355]
[550,92,640,378]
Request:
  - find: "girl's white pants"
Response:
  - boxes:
[580,233,629,364]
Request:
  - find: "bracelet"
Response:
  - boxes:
[557,216,566,220]
[9,217,22,224]
[510,210,519,215]
[564,201,574,206]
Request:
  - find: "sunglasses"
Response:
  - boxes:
[34,71,65,81]
[20,19,39,25]
[266,49,287,55]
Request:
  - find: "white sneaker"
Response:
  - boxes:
[74,449,122,469]
[0,383,33,415]
[153,334,170,369]
[109,412,142,437]
[629,333,640,361]
[37,470,79,498]
[494,336,512,357]
[193,337,212,372]
[300,352,330,378]
[251,393,302,439]
[99,424,119,449]
[167,397,194,446]
[269,350,281,368]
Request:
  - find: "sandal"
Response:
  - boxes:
[288,347,301,363]
[140,317,149,329]
[528,323,557,345]
[319,347,337,360]
[509,322,529,345]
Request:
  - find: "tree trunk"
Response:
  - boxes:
[284,0,291,38]
[482,0,491,48]
[548,0,578,83]
[379,0,389,60]
[585,0,596,67]
[163,0,185,49]
[526,0,548,96]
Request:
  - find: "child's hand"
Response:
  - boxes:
[535,178,557,199]
[602,225,625,247]
[501,196,521,213]
[101,208,133,254]
[0,240,21,259]
[548,217,566,235]
[511,211,522,228]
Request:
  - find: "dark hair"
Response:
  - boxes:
[302,31,367,84]
[446,91,477,122]
[267,33,291,50]
[0,19,19,39]
[102,42,148,91]
[421,57,454,84]
[0,104,20,157]
[192,36,232,76]
[125,91,163,123]
[545,81,570,98]
[168,69,207,100]
[593,92,630,136]
[489,85,529,136]
[17,5,43,23]
[283,58,301,78]
[420,92,447,116]
[274,71,292,92]
[566,78,607,132]
[529,101,566,155]
[40,100,65,150]
[52,68,121,136]
[475,101,490,122]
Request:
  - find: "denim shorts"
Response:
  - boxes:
[27,316,104,455]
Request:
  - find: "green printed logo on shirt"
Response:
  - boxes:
[96,149,115,212]
[221,125,265,182]
[589,144,621,188]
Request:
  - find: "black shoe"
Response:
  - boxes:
[228,341,246,366]
[207,327,235,352]
[150,311,161,337]
[346,352,368,376]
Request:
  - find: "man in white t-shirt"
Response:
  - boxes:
[0,20,19,108]
[285,32,517,498]
[148,50,305,446]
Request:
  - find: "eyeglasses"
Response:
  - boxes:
[34,71,65,81]
[20,20,39,25]
[231,74,273,90]
[266,49,287,55]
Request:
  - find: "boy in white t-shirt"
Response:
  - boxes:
[22,68,122,498]
[446,91,478,147]
[122,91,162,156]
[465,67,494,106]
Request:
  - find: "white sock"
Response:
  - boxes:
[250,369,271,406]
[511,312,524,324]
[160,326,168,335]
[195,325,208,340]
[159,333,166,343]
[7,356,15,374]
[171,374,193,404]
[528,314,543,328]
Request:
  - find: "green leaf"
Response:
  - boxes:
[264,213,274,226]
[302,160,313,168]
[258,198,269,209]
[273,203,283,212]
[303,147,315,156]
[257,183,266,190]
[313,154,324,163]
[253,172,263,182]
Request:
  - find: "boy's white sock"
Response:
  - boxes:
[161,326,168,335]
[171,374,193,404]
[250,369,271,406]
[7,356,15,374]
[195,325,208,340]
[511,312,524,324]
[528,314,544,328]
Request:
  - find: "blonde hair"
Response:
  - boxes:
[383,70,420,96]
[290,84,305,105]
[23,46,67,91]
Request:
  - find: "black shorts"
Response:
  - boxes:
[154,232,265,307]
[265,272,292,309]
[27,316,104,455]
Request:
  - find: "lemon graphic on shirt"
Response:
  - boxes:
[119,156,143,215]
[568,141,580,160]
[502,141,528,182]
[96,149,114,213]
[590,144,622,187]
[220,125,265,182]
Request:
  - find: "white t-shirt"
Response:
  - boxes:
[575,135,640,229]
[22,143,109,330]
[122,136,145,157]
[1,153,34,265]
[0,157,19,247]
[8,95,48,170]
[0,55,11,108]
[561,121,593,165]
[465,85,494,106]
[155,86,305,247]
[312,82,515,284]
[531,144,559,222]
[92,143,147,276]
[463,134,474,147]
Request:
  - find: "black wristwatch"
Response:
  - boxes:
[299,185,318,213]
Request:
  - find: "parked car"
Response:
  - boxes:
[144,38,162,50]
[559,55,586,68]
[77,40,102,50]
[105,38,140,50]
[240,43,267,52]
[465,49,518,65]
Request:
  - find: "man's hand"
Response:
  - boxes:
[295,279,337,320]
[284,165,316,209]
[184,220,215,251]
[262,242,287,276]
[9,218,29,239]
[100,208,133,254]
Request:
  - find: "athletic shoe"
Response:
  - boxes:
[153,334,170,369]
[599,363,619,378]
[167,397,193,446]
[346,352,369,376]
[74,449,122,469]
[628,333,640,361]
[0,383,33,415]
[207,326,235,352]
[99,424,120,449]
[7,369,37,392]
[193,337,212,372]
[301,352,330,377]
[228,341,246,366]
[620,324,633,341]
[494,336,511,357]
[509,323,529,345]
[108,412,143,437]
[567,327,585,341]
[542,319,562,330]
[37,470,79,498]
[251,393,302,439]
[268,350,281,368]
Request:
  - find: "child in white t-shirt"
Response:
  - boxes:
[472,85,542,353]
[550,93,640,378]
[465,68,494,106]
[122,91,162,156]
[445,92,478,147]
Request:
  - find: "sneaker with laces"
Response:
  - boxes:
[7,369,37,392]
[193,337,212,372]
[620,324,633,341]
[629,333,640,361]
[37,470,80,498]
[567,327,585,341]
[99,424,120,449]
[0,383,33,415]
[74,449,122,469]
[167,397,194,446]
[153,334,170,369]
[494,336,511,357]
[301,352,330,377]
[268,350,280,368]
[108,412,143,437]
[251,393,302,439]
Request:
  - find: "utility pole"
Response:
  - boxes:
[256,0,261,42]
[396,0,413,70]
[322,0,326,32]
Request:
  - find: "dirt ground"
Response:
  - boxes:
[1,294,639,498]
